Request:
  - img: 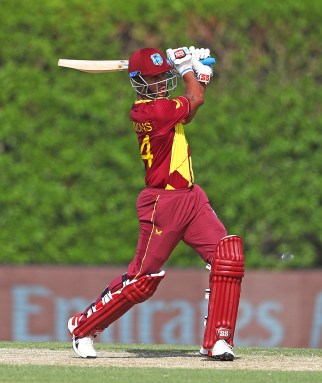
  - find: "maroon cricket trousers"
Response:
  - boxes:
[124,184,227,281]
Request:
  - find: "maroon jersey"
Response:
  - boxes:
[130,96,194,189]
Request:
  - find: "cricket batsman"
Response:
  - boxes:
[67,46,245,361]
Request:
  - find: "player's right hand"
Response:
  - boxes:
[189,46,213,84]
[166,47,193,77]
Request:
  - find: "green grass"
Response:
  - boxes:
[1,365,321,383]
[0,342,321,383]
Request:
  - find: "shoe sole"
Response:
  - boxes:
[200,351,235,361]
[213,352,234,361]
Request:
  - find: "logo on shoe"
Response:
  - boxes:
[218,327,231,340]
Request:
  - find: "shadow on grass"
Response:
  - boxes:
[96,347,241,361]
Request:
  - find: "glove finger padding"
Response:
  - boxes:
[189,46,211,61]
[166,47,193,77]
[189,45,196,55]
[199,48,210,60]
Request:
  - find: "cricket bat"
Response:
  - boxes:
[57,58,216,73]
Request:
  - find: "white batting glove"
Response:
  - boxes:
[192,60,213,84]
[166,47,193,77]
[189,46,213,84]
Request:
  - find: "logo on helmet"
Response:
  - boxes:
[150,53,163,66]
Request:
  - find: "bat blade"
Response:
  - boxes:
[58,57,216,73]
[58,59,129,73]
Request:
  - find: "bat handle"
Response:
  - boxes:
[166,57,216,69]
[200,57,216,66]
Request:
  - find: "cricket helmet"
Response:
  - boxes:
[128,48,177,99]
[128,48,173,76]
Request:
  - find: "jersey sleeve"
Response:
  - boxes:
[153,96,190,133]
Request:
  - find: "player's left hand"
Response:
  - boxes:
[166,47,193,77]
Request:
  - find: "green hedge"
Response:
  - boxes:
[0,0,321,269]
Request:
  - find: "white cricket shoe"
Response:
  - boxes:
[72,335,97,359]
[200,340,235,361]
[212,340,235,361]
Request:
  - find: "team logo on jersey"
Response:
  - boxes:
[150,53,163,66]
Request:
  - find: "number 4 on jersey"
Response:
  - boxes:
[140,135,153,167]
